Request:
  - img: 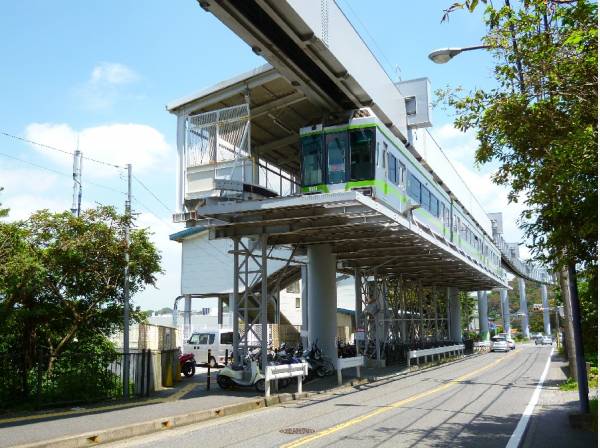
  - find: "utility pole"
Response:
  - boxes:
[567,264,590,414]
[70,150,82,216]
[123,163,132,398]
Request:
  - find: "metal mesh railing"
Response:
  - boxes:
[186,104,250,168]
[0,349,157,410]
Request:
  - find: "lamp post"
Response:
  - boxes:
[427,45,490,64]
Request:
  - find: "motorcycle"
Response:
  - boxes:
[179,353,196,378]
[301,341,334,380]
[217,351,265,392]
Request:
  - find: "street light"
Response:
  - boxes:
[428,45,490,64]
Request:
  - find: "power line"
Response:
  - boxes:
[132,175,172,214]
[337,0,398,79]
[0,130,124,170]
[0,150,127,196]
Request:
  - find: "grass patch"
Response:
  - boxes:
[590,398,598,416]
[560,377,578,391]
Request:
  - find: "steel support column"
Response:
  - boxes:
[540,283,551,336]
[232,239,240,363]
[260,235,268,372]
[354,269,362,355]
[448,287,461,342]
[183,294,192,341]
[477,291,490,341]
[518,278,530,339]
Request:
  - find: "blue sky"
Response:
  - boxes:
[0,1,525,310]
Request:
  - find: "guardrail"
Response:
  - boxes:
[336,356,364,385]
[264,362,308,398]
[407,344,465,367]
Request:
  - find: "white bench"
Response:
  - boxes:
[264,362,308,398]
[336,356,364,385]
[407,344,465,367]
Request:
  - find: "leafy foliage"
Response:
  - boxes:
[0,187,8,218]
[0,206,162,400]
[440,0,597,272]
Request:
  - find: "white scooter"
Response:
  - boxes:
[217,356,265,392]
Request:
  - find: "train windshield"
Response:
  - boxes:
[349,128,375,181]
[301,134,324,186]
[326,132,347,184]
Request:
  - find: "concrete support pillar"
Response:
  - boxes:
[307,244,337,361]
[500,289,510,336]
[447,287,462,342]
[518,278,530,339]
[218,296,224,327]
[540,283,551,336]
[300,265,309,349]
[477,291,490,341]
[183,294,192,341]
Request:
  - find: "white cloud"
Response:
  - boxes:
[0,167,59,194]
[431,123,479,166]
[75,62,139,110]
[90,62,138,85]
[431,122,529,249]
[2,194,70,221]
[25,122,173,177]
[132,211,181,310]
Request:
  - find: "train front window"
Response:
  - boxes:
[301,134,324,186]
[349,128,375,181]
[326,132,348,184]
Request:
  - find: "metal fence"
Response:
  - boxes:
[0,348,160,410]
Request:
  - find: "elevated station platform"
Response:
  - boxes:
[186,191,506,291]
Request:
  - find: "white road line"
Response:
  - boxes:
[506,347,554,448]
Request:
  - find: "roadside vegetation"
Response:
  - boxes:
[0,204,162,409]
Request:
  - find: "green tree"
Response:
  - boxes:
[440,0,597,273]
[0,206,162,388]
[0,187,8,218]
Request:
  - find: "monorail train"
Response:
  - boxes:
[299,109,502,278]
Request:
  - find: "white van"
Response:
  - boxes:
[183,329,233,367]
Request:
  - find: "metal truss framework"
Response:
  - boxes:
[231,236,301,369]
[356,270,451,361]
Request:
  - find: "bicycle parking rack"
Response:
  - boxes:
[265,362,308,398]
[407,344,465,367]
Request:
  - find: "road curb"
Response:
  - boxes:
[12,353,485,448]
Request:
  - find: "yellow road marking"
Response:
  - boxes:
[0,382,199,425]
[281,349,518,448]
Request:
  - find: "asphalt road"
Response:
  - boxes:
[105,344,553,448]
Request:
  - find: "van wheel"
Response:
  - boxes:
[209,357,217,368]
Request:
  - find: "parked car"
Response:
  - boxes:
[491,336,510,352]
[183,329,233,367]
[531,332,543,342]
[497,333,516,350]
[535,335,553,346]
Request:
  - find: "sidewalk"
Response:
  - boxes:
[0,360,425,448]
[522,353,597,448]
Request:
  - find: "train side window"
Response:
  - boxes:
[326,131,348,184]
[398,161,406,187]
[421,185,431,211]
[431,196,439,217]
[301,134,324,186]
[387,152,397,184]
[349,128,375,181]
[407,173,421,202]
